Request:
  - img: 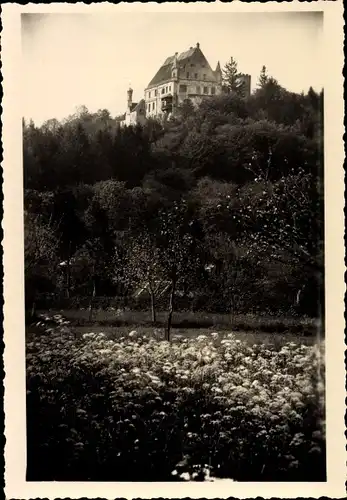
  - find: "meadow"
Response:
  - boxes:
[26,313,325,482]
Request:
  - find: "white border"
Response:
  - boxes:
[3,2,346,498]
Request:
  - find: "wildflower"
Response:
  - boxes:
[179,472,190,481]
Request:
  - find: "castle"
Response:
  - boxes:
[120,43,250,127]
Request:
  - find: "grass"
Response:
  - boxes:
[28,308,322,348]
[37,308,321,333]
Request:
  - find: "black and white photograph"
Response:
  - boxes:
[2,2,345,498]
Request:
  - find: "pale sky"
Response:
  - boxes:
[22,11,323,125]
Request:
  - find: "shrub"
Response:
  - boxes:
[26,324,325,481]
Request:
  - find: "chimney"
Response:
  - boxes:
[196,42,200,49]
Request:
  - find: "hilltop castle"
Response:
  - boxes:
[120,43,250,127]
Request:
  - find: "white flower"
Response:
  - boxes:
[179,472,190,481]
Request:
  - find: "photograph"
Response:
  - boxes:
[2,2,345,498]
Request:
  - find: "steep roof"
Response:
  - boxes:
[147,44,217,88]
[131,99,145,112]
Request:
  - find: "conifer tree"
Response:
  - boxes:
[258,65,269,88]
[222,56,240,93]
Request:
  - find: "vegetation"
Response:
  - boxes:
[27,319,325,481]
[24,65,324,337]
[24,62,325,481]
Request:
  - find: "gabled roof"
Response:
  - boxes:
[131,99,145,112]
[147,44,218,89]
[147,64,173,88]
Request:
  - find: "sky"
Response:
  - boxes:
[22,11,323,125]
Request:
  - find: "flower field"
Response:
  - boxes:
[26,321,325,482]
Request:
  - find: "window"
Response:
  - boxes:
[196,86,201,94]
[179,84,187,93]
[161,87,165,94]
[155,90,158,96]
[186,72,189,78]
[149,91,151,99]
[194,73,198,79]
[169,85,171,92]
[190,63,195,67]
[153,102,155,110]
[203,86,208,94]
[166,86,168,93]
[211,87,216,95]
[203,74,206,80]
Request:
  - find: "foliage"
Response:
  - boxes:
[23,78,324,319]
[222,57,244,96]
[24,212,59,312]
[258,65,269,88]
[27,322,325,481]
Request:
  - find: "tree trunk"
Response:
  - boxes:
[166,276,176,342]
[31,300,36,319]
[149,286,156,324]
[230,299,235,326]
[66,241,71,299]
[230,291,239,326]
[88,274,96,322]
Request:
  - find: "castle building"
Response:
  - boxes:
[118,43,251,126]
[144,42,223,119]
[119,87,146,127]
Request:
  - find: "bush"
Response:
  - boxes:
[26,324,325,481]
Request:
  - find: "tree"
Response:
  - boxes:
[222,57,239,94]
[236,170,324,306]
[157,201,202,340]
[124,233,165,324]
[205,233,260,321]
[258,65,269,88]
[24,212,59,318]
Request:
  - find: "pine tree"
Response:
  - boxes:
[222,57,239,93]
[258,65,269,88]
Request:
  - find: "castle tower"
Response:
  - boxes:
[127,87,133,111]
[215,61,223,84]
